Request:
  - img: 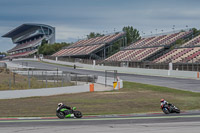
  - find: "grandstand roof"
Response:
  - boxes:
[2,23,54,38]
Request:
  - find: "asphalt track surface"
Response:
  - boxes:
[13,60,200,92]
[1,112,200,133]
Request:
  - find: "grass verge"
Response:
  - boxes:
[0,81,200,117]
[40,61,81,68]
[0,68,74,90]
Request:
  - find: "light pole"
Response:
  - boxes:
[186,25,188,29]
[141,31,145,36]
[155,29,157,35]
[172,25,175,33]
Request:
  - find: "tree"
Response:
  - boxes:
[0,52,7,55]
[87,32,104,39]
[38,41,71,55]
[122,26,141,45]
[192,28,200,37]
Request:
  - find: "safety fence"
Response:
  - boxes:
[0,67,97,90]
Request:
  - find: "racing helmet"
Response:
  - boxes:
[58,103,63,107]
[160,99,165,102]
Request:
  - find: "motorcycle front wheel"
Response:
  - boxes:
[74,111,82,118]
[56,112,65,119]
[175,109,180,113]
[162,108,170,114]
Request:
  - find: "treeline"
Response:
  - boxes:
[38,41,71,55]
[0,52,7,55]
[0,52,7,56]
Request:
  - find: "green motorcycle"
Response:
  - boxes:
[56,107,82,119]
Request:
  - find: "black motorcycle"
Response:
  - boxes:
[161,103,180,114]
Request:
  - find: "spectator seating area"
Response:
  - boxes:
[106,31,192,62]
[7,49,37,58]
[8,37,44,53]
[7,37,44,58]
[53,44,104,57]
[105,47,163,61]
[52,32,125,57]
[153,34,200,63]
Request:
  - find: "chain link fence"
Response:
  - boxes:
[0,65,97,90]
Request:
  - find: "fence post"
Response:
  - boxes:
[76,73,77,85]
[62,72,64,87]
[105,70,107,87]
[28,69,30,89]
[46,71,47,88]
[9,76,11,90]
[57,68,58,84]
[42,71,43,84]
[87,74,88,84]
[13,70,16,85]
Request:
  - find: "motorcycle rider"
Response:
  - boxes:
[160,99,168,106]
[57,103,72,115]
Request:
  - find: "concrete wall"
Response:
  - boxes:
[0,84,90,99]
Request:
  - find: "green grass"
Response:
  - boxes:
[0,81,200,117]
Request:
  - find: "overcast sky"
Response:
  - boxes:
[0,0,200,52]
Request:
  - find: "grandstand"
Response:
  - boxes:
[105,30,193,62]
[153,34,200,63]
[2,23,55,58]
[52,32,126,59]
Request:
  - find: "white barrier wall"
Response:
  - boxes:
[0,84,90,99]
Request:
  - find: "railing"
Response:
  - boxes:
[43,55,200,71]
[141,28,192,38]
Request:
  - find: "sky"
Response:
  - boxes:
[0,0,200,52]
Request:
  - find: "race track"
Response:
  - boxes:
[1,112,200,133]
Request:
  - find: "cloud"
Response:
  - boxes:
[1,0,200,52]
[55,25,93,41]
